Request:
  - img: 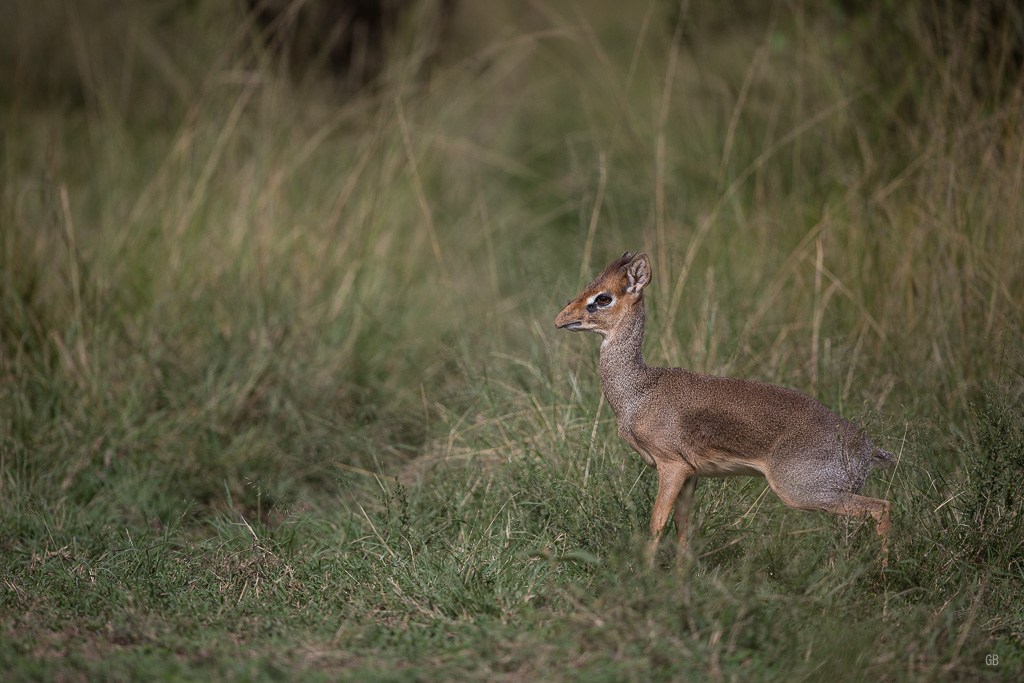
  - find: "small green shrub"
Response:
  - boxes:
[959,389,1024,565]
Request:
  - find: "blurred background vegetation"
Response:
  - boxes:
[1,0,1022,679]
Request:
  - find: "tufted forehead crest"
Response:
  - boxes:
[591,251,635,284]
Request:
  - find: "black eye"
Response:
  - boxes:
[595,294,612,306]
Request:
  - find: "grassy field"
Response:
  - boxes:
[2,0,1023,679]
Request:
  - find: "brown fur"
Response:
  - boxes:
[555,252,894,565]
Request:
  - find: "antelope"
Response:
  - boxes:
[554,251,894,565]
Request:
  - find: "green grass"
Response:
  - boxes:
[2,0,1024,679]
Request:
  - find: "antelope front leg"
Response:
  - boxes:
[646,460,693,566]
[673,475,698,562]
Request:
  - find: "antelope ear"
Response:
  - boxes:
[625,253,651,294]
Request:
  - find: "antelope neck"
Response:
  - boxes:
[598,300,651,414]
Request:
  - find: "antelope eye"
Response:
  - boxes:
[595,294,612,305]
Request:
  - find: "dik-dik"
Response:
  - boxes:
[555,251,894,564]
